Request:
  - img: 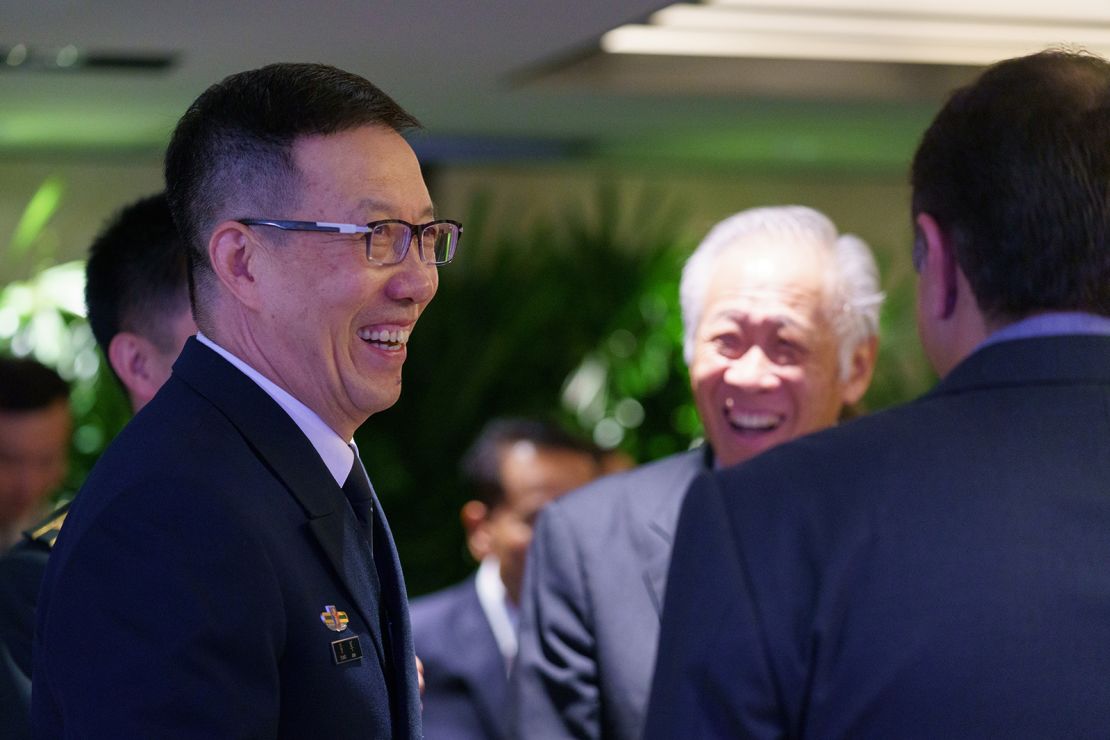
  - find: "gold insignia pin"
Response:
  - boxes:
[320,605,349,632]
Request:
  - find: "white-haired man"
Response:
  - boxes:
[511,205,883,740]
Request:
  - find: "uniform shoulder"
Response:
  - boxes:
[22,502,70,550]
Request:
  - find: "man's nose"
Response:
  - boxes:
[723,346,780,390]
[384,246,438,304]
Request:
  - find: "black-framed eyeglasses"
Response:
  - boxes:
[238,218,461,265]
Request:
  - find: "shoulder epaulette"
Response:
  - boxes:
[24,502,70,549]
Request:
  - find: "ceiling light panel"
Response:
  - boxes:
[602,1,1110,66]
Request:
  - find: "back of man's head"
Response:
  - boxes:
[163,63,421,327]
[912,50,1110,323]
[85,193,194,412]
[86,193,190,360]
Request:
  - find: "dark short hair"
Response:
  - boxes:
[0,356,69,412]
[461,418,602,510]
[911,50,1110,322]
[163,62,421,323]
[85,192,190,361]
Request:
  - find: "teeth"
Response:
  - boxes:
[358,328,411,345]
[727,411,781,431]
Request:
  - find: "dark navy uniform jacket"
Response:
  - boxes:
[33,338,421,739]
[0,505,65,740]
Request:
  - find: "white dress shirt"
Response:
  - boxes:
[195,332,355,485]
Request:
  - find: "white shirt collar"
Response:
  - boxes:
[475,556,518,675]
[195,332,354,486]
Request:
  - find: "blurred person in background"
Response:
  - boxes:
[0,191,193,740]
[512,205,883,740]
[411,418,606,740]
[0,357,70,552]
[0,355,69,740]
[85,191,196,413]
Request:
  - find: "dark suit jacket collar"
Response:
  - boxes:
[932,334,1110,398]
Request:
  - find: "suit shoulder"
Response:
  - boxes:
[711,399,930,513]
[410,577,478,632]
[551,448,707,523]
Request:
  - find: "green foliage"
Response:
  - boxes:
[0,263,132,501]
[359,186,700,596]
[0,183,933,601]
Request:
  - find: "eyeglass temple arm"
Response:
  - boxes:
[239,219,369,235]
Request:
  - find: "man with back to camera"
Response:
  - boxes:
[511,204,883,739]
[85,192,197,413]
[0,191,195,740]
[33,63,461,738]
[646,50,1110,738]
[411,417,607,740]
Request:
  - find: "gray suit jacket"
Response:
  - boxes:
[512,447,710,740]
[410,575,509,740]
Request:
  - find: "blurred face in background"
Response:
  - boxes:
[689,237,872,469]
[468,441,600,604]
[0,399,71,535]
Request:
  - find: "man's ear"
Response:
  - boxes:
[915,212,959,321]
[461,500,492,562]
[107,331,161,410]
[840,335,878,407]
[208,221,264,309]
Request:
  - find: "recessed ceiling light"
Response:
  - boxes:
[0,45,176,72]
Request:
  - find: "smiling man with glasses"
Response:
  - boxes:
[32,63,458,739]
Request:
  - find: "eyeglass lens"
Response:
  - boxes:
[367,221,459,264]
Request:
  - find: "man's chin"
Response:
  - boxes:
[713,429,787,469]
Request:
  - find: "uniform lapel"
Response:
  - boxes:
[173,339,390,670]
[307,509,388,669]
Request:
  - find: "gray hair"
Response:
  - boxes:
[679,205,884,379]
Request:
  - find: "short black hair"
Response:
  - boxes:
[85,192,190,360]
[461,418,602,509]
[164,62,421,325]
[912,50,1110,322]
[0,355,69,412]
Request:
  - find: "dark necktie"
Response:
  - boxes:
[342,447,402,712]
[342,447,375,552]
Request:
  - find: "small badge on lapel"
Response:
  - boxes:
[331,636,363,665]
[320,605,349,632]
